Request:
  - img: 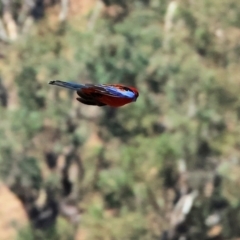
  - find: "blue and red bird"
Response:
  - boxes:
[49,80,139,107]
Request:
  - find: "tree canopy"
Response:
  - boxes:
[0,0,240,239]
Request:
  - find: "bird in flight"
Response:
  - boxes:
[49,80,139,107]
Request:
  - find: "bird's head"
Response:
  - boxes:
[129,87,139,102]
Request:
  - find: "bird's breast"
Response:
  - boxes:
[100,96,133,107]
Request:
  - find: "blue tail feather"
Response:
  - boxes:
[49,80,83,90]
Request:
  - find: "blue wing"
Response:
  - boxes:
[83,84,135,99]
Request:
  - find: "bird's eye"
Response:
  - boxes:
[122,87,130,91]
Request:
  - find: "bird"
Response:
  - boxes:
[49,80,139,107]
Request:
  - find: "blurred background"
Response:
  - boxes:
[0,0,240,239]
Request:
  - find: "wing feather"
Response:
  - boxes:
[76,98,106,106]
[81,84,135,99]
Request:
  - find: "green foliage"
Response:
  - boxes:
[0,0,239,239]
[18,157,42,190]
[15,66,45,110]
[17,218,75,240]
